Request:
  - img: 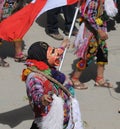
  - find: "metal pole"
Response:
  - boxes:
[59,0,81,71]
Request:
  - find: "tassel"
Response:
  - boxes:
[66,97,84,129]
[74,22,85,48]
[36,94,64,129]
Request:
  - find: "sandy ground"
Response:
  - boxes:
[0,13,120,129]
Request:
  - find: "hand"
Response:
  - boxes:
[41,94,53,106]
[61,39,70,49]
[98,29,108,40]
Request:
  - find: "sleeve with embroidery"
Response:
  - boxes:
[87,0,102,30]
[87,0,106,31]
[26,76,44,106]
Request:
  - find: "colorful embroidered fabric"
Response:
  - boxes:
[22,60,75,127]
[1,0,16,20]
[75,0,108,70]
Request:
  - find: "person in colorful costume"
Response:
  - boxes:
[21,39,84,129]
[71,0,117,89]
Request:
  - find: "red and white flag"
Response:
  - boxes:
[0,0,78,42]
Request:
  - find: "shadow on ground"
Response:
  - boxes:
[70,58,97,83]
[0,105,33,128]
[114,82,120,93]
[0,40,26,58]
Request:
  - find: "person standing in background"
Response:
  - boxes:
[71,0,117,89]
[46,2,78,40]
[0,0,30,66]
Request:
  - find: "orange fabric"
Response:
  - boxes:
[0,0,78,42]
[0,0,47,42]
[67,0,78,5]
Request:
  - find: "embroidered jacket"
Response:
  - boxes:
[23,61,75,128]
[82,0,107,32]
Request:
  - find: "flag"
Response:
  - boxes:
[0,0,78,42]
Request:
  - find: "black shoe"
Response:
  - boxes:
[48,32,64,40]
[64,27,78,36]
[0,58,9,67]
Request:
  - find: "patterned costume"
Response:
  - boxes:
[22,41,83,129]
[74,0,110,70]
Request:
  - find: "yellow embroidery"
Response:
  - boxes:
[95,18,103,26]
[23,68,31,76]
[21,68,31,81]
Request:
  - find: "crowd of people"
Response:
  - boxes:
[0,0,120,128]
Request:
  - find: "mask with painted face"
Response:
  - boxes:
[47,47,64,66]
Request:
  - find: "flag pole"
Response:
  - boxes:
[59,0,81,71]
